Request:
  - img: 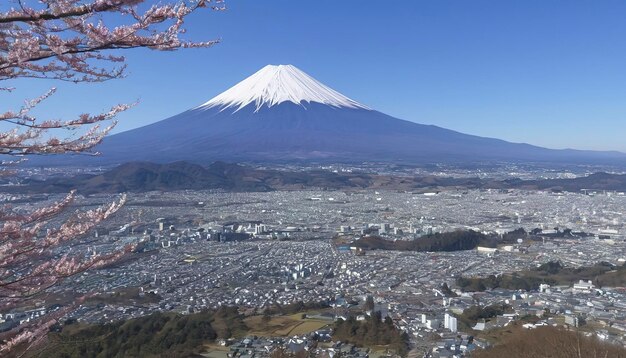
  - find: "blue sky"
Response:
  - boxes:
[8,1,626,152]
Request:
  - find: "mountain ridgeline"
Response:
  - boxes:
[11,161,626,194]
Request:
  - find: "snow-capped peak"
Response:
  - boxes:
[197,64,369,112]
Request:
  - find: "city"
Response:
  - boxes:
[2,180,625,356]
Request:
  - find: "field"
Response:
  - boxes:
[244,312,332,337]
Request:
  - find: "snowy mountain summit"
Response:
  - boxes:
[198,64,369,112]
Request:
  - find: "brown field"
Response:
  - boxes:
[473,325,626,358]
[244,313,331,337]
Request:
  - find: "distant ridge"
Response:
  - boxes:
[10,161,626,194]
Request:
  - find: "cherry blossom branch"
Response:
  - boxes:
[0,0,222,354]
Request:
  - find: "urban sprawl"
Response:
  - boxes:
[3,181,626,357]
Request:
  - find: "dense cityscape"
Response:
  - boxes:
[3,168,626,356]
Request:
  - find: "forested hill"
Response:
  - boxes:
[40,307,246,357]
[349,230,492,252]
[9,161,626,194]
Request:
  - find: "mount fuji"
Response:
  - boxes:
[68,64,625,165]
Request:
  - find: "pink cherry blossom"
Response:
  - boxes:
[0,0,221,354]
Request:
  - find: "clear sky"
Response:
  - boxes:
[8,1,626,152]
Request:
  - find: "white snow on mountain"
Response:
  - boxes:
[197,64,369,112]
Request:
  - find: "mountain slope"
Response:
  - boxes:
[92,101,624,164]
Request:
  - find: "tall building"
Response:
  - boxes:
[444,313,458,332]
[254,224,266,235]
